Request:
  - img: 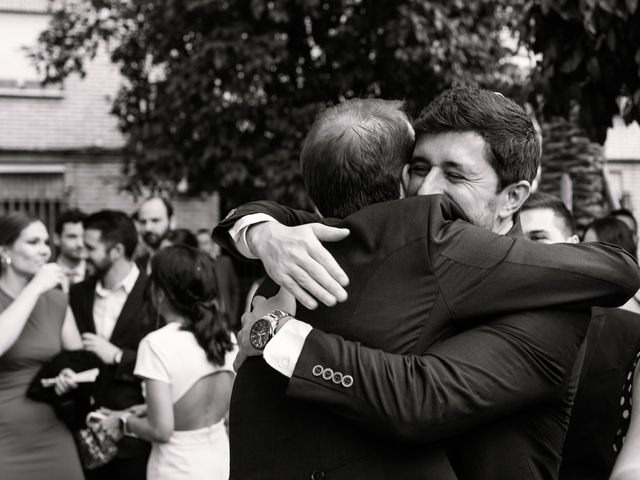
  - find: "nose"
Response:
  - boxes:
[416,170,444,195]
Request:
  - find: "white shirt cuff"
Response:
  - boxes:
[228,213,277,259]
[263,319,313,378]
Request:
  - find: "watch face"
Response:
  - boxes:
[250,319,273,350]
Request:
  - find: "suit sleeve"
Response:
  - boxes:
[287,309,589,442]
[212,201,320,260]
[433,222,640,324]
[113,347,139,382]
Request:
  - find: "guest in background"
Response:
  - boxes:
[0,212,84,480]
[54,209,88,291]
[103,245,237,480]
[520,193,640,480]
[130,210,151,270]
[610,208,638,248]
[583,216,640,314]
[70,210,154,480]
[136,197,175,273]
[196,228,217,257]
[160,228,198,249]
[197,228,240,330]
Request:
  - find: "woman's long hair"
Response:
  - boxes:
[149,245,233,365]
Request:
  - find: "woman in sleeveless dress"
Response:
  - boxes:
[103,245,237,479]
[0,212,85,480]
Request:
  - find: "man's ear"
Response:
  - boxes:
[498,180,531,220]
[169,216,177,230]
[110,243,126,261]
[400,164,411,199]
[52,233,61,247]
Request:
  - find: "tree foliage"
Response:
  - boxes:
[520,0,640,143]
[32,0,521,210]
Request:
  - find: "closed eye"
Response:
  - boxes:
[409,163,431,176]
[445,171,466,182]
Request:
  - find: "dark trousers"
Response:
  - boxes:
[85,455,148,480]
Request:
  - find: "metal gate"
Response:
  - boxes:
[0,172,66,233]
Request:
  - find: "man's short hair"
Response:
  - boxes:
[413,87,541,189]
[83,210,139,259]
[522,192,576,236]
[55,209,86,235]
[609,208,638,234]
[583,216,637,260]
[300,98,414,218]
[139,196,174,219]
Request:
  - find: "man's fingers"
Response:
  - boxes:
[240,312,256,328]
[288,265,340,307]
[310,224,350,243]
[250,296,271,318]
[233,352,247,372]
[309,243,350,291]
[299,253,348,302]
[279,275,319,310]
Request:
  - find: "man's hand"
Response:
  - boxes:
[82,333,121,365]
[234,311,265,372]
[251,291,296,318]
[234,294,295,372]
[246,222,350,310]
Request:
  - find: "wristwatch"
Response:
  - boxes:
[249,310,292,350]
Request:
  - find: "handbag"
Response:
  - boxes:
[74,413,119,469]
[26,350,101,431]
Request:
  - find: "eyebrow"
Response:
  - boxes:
[441,160,472,174]
[526,230,550,237]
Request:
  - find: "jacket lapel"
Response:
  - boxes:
[71,278,98,334]
[109,273,147,342]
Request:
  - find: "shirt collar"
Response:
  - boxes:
[57,258,86,276]
[96,263,140,297]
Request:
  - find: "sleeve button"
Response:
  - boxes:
[312,365,324,377]
[322,367,334,381]
[341,375,353,388]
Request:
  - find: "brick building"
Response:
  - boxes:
[0,0,219,233]
[604,117,640,218]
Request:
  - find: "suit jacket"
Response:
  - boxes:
[69,271,154,459]
[213,195,640,480]
[559,307,640,480]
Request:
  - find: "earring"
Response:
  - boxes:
[0,255,11,267]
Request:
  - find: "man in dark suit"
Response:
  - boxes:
[518,194,640,479]
[70,210,154,480]
[213,92,640,479]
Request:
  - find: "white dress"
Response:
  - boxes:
[134,322,237,480]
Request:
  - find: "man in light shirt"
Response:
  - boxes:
[54,209,88,292]
[69,210,153,480]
